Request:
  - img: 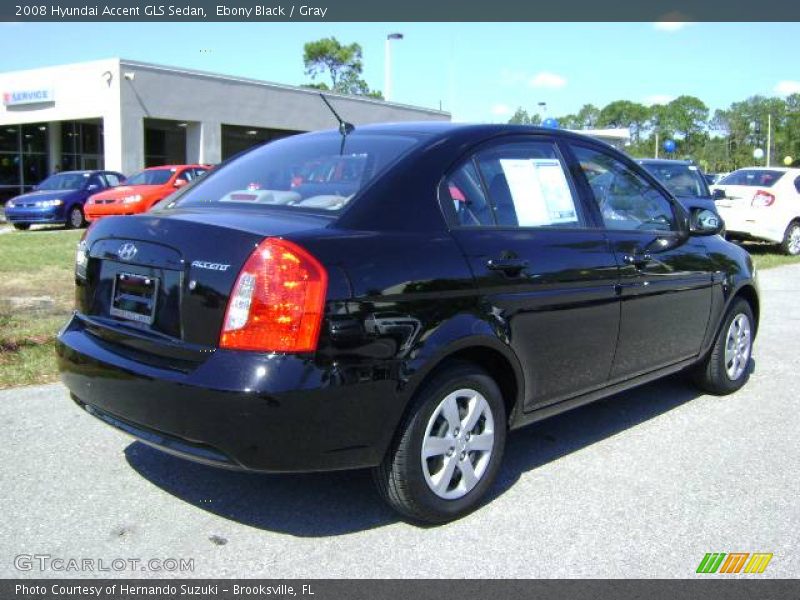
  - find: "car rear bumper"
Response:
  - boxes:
[56,313,405,473]
[716,208,784,244]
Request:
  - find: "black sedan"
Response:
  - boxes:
[57,123,758,523]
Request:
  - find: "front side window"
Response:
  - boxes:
[87,174,105,189]
[572,145,677,232]
[475,141,584,228]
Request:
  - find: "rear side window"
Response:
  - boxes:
[794,176,800,194]
[164,132,422,213]
[442,161,494,226]
[103,172,123,187]
[719,169,785,187]
[474,141,584,228]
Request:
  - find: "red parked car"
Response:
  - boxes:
[85,165,209,221]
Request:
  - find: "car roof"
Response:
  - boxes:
[303,121,623,151]
[144,164,207,170]
[637,158,695,166]
[730,166,795,172]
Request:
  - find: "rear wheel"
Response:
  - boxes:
[66,205,85,229]
[373,362,506,524]
[692,298,754,395]
[12,223,30,231]
[780,221,800,256]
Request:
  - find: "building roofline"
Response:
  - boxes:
[118,58,450,117]
[0,57,450,117]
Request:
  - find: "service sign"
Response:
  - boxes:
[2,88,55,106]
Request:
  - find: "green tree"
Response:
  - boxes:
[555,114,579,129]
[658,96,709,155]
[575,103,600,129]
[303,37,383,98]
[508,108,542,125]
[597,100,650,142]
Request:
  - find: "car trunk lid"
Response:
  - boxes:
[78,208,333,353]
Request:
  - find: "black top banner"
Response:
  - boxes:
[4,0,800,22]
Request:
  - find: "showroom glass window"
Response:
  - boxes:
[442,140,586,229]
[571,144,677,232]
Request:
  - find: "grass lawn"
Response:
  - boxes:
[0,227,82,388]
[0,227,798,389]
[745,243,800,270]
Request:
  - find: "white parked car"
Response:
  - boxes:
[712,167,800,255]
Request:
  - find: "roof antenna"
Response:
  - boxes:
[319,94,355,154]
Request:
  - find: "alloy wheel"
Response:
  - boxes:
[69,207,83,229]
[724,313,752,381]
[421,388,495,500]
[788,224,800,255]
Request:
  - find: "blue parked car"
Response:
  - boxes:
[636,159,723,214]
[3,170,125,230]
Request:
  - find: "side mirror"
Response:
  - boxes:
[690,208,724,236]
[174,178,188,188]
[711,188,725,201]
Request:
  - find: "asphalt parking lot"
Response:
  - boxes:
[1,263,798,579]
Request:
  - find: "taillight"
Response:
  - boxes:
[752,190,775,207]
[220,238,328,353]
[75,222,96,278]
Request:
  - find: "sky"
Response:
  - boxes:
[1,21,799,122]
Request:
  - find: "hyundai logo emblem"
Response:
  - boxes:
[117,242,138,261]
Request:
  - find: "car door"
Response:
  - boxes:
[442,136,620,410]
[567,142,715,381]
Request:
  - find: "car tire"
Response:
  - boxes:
[66,206,85,230]
[692,298,754,395]
[373,361,506,524]
[780,220,800,256]
[12,223,30,231]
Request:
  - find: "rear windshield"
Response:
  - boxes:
[719,169,785,187]
[640,163,708,198]
[163,131,422,213]
[127,169,174,186]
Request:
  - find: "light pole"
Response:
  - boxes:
[384,32,403,101]
[537,101,547,117]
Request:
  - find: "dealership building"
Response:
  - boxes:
[0,58,450,202]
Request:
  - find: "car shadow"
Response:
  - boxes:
[124,369,749,537]
[12,225,73,232]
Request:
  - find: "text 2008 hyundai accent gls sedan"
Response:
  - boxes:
[57,122,758,523]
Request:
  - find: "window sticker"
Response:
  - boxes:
[499,158,577,226]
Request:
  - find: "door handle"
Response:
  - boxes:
[487,257,529,274]
[623,253,652,268]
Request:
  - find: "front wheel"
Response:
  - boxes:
[692,298,754,395]
[781,221,800,256]
[66,205,85,229]
[373,362,506,524]
[12,223,30,231]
